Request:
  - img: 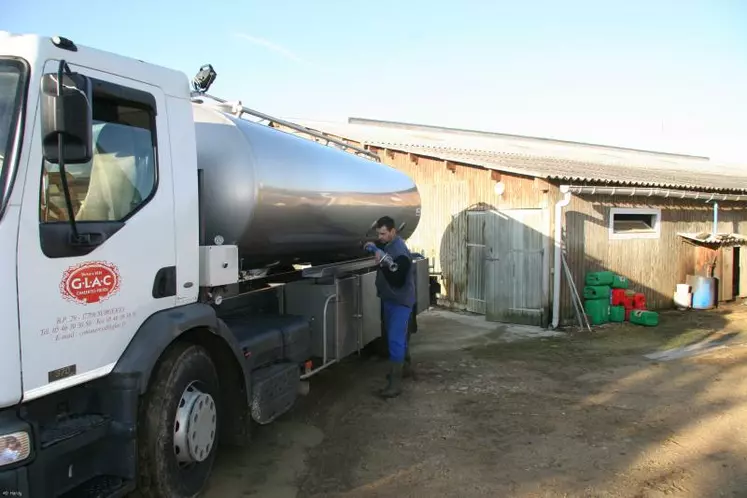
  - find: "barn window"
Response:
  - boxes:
[609,208,661,240]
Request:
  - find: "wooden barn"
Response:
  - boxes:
[271,118,747,327]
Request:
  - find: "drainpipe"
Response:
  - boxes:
[551,186,572,329]
[712,202,718,236]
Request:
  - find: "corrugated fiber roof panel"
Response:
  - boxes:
[289,120,747,193]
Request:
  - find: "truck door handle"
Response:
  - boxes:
[70,231,107,247]
[152,266,177,299]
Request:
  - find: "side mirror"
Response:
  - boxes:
[40,64,93,164]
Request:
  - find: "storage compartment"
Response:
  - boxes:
[222,313,310,369]
[239,328,283,369]
[284,280,340,360]
[279,317,313,363]
[284,269,382,361]
[414,257,430,314]
[360,271,382,346]
[198,245,239,287]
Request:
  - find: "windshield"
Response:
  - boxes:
[0,58,27,218]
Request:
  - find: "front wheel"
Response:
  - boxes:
[137,342,221,498]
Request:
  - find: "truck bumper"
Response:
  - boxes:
[0,401,136,498]
[0,410,32,497]
[0,465,29,497]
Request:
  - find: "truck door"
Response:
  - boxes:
[16,61,177,399]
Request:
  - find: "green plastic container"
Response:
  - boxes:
[612,275,629,289]
[629,310,659,327]
[586,271,615,286]
[585,299,610,325]
[609,305,625,322]
[583,285,612,300]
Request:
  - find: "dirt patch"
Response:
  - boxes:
[203,302,747,498]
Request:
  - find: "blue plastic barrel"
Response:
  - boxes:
[688,275,717,309]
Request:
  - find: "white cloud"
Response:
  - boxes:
[232,32,307,65]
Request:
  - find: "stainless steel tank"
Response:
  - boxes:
[192,103,421,270]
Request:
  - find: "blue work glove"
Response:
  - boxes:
[364,243,398,271]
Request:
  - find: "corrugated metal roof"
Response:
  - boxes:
[289,119,747,193]
[379,144,747,192]
[678,232,747,248]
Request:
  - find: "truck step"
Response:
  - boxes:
[40,414,109,448]
[59,475,135,498]
[250,363,299,425]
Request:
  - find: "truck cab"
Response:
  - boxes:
[0,32,428,498]
[0,31,208,497]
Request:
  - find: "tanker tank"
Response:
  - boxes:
[192,102,422,270]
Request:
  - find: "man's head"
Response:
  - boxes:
[375,216,397,244]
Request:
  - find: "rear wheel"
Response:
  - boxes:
[137,342,220,498]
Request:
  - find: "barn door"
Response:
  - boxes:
[720,247,735,301]
[484,208,549,326]
[466,211,487,314]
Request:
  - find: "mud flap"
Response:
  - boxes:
[250,363,299,425]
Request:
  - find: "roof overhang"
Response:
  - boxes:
[562,185,747,202]
[677,232,747,248]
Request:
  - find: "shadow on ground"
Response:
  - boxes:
[202,302,747,498]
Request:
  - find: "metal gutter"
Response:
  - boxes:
[563,185,747,202]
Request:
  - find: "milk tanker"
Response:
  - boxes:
[0,34,430,498]
[192,102,422,269]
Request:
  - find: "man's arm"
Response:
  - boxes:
[381,255,411,288]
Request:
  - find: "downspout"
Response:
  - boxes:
[551,186,572,329]
[712,202,719,236]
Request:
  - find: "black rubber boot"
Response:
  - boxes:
[387,350,417,381]
[380,362,403,398]
[403,348,417,380]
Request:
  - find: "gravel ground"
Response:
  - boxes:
[202,303,747,498]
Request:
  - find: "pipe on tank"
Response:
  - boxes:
[551,186,572,329]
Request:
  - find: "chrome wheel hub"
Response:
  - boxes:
[173,382,217,465]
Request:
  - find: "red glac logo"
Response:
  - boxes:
[60,261,122,305]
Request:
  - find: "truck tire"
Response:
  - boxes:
[137,342,221,498]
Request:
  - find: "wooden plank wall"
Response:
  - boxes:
[559,195,747,323]
[366,148,550,309]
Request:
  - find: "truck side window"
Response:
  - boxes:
[40,97,157,223]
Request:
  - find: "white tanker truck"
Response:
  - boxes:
[0,32,430,497]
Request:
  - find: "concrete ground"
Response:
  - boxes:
[202,303,747,498]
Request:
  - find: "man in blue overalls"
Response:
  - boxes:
[364,216,416,398]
